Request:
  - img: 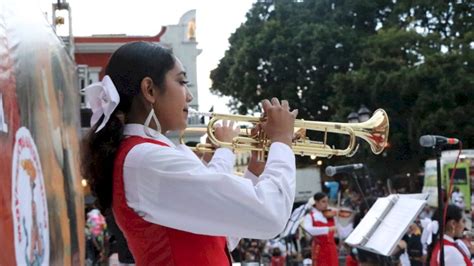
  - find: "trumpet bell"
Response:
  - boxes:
[356,109,390,154]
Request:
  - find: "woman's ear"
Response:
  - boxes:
[140,77,156,104]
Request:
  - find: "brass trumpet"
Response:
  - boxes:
[181,108,389,158]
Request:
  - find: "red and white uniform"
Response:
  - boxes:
[430,235,472,266]
[112,124,296,265]
[303,208,338,266]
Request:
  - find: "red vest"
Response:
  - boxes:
[345,254,359,266]
[310,210,338,266]
[112,136,231,266]
[430,238,472,266]
[271,255,286,266]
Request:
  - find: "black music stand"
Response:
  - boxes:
[434,146,445,266]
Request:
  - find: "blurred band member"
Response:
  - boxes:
[303,192,338,265]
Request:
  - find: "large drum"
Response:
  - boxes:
[0,0,84,265]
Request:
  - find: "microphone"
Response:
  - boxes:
[419,135,459,147]
[325,163,364,177]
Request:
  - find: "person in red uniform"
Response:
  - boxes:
[428,204,472,266]
[271,247,286,266]
[303,192,338,266]
[81,41,298,266]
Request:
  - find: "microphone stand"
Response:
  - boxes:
[362,165,373,193]
[352,172,369,211]
[435,146,445,266]
[351,172,388,265]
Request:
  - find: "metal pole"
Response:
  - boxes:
[436,147,444,266]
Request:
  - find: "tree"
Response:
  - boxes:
[210,0,389,119]
[210,0,473,180]
[330,1,474,178]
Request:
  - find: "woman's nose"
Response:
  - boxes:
[186,88,194,103]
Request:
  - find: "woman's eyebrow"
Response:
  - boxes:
[177,71,187,77]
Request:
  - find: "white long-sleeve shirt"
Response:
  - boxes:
[302,208,330,236]
[121,124,296,240]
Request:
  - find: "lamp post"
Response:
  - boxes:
[347,105,373,195]
[346,105,372,156]
[347,104,371,124]
[347,111,359,124]
[357,105,371,123]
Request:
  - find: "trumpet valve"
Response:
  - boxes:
[293,127,306,141]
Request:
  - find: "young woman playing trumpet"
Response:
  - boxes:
[81,41,298,265]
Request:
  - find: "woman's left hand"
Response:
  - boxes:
[247,151,266,176]
[201,136,214,163]
[213,120,240,144]
[247,125,266,176]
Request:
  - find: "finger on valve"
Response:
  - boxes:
[261,98,295,146]
[214,120,239,143]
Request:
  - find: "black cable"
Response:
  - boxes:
[352,172,369,210]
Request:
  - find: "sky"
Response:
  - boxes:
[39,0,256,113]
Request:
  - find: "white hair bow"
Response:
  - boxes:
[84,75,120,132]
[420,218,439,245]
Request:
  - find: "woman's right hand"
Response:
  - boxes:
[213,120,240,145]
[261,98,298,147]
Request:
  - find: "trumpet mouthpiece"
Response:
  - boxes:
[188,107,212,117]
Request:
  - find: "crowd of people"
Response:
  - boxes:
[228,188,473,266]
[84,187,473,266]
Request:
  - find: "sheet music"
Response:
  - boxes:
[398,193,429,200]
[345,195,395,246]
[364,197,426,255]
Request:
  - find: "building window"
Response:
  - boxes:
[77,65,89,108]
[88,67,102,84]
[78,65,102,109]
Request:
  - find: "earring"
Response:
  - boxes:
[447,225,455,235]
[144,104,161,137]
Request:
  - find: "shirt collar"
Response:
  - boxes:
[443,234,455,243]
[123,123,176,148]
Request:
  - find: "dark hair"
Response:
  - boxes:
[81,42,175,212]
[434,204,463,226]
[272,247,281,257]
[313,192,327,201]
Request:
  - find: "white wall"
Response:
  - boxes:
[160,10,202,112]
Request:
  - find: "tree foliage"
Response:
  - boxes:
[210,0,474,179]
[211,0,382,118]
